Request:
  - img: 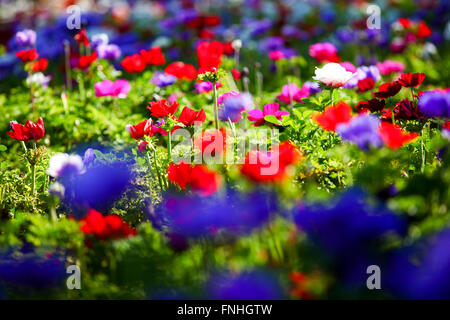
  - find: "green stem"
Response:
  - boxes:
[389,97,395,124]
[152,147,165,191]
[146,151,163,192]
[20,141,31,173]
[420,121,429,173]
[330,88,334,106]
[390,107,396,124]
[213,82,219,130]
[167,132,172,163]
[31,164,36,196]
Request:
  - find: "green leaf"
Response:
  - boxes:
[264,115,281,125]
[0,145,6,152]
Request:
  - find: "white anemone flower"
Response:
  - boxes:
[26,72,51,88]
[47,153,85,178]
[312,63,355,88]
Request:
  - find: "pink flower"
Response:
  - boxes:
[247,103,290,126]
[168,93,178,105]
[268,50,285,61]
[94,79,131,98]
[137,141,149,152]
[340,61,357,73]
[309,42,339,63]
[277,83,309,104]
[376,60,405,75]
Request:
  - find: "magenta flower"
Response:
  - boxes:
[247,103,290,126]
[268,50,285,61]
[94,79,130,98]
[277,83,309,104]
[309,42,339,63]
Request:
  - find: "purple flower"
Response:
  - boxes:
[336,28,356,43]
[418,91,450,118]
[94,79,130,98]
[97,44,121,60]
[280,47,298,59]
[303,81,321,94]
[344,65,380,89]
[259,36,284,53]
[151,72,177,87]
[281,25,302,38]
[246,19,272,37]
[336,114,384,151]
[15,29,36,47]
[219,93,253,122]
[83,148,96,165]
[194,81,214,94]
[91,33,109,50]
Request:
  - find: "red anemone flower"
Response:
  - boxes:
[15,48,39,62]
[177,106,206,127]
[231,69,241,80]
[378,122,419,149]
[167,162,221,196]
[312,102,353,131]
[7,117,45,142]
[31,58,49,72]
[373,81,402,99]
[397,73,426,88]
[164,62,197,81]
[357,78,375,92]
[197,41,223,74]
[74,28,90,46]
[76,52,97,69]
[147,99,179,118]
[195,128,228,158]
[240,141,303,183]
[80,209,136,241]
[121,54,146,73]
[140,47,165,66]
[125,119,152,140]
[355,99,385,113]
[416,21,432,39]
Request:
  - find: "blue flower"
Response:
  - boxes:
[336,114,384,151]
[386,229,450,299]
[293,188,405,256]
[151,72,177,87]
[207,270,284,300]
[418,91,450,118]
[0,252,66,291]
[219,93,253,122]
[150,189,277,239]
